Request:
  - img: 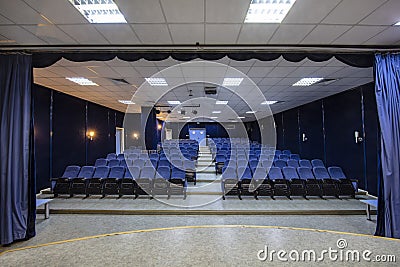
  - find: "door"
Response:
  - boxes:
[189,128,206,146]
[165,128,172,140]
[116,127,124,154]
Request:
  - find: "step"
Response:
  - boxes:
[186,182,222,194]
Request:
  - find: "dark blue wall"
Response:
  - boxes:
[33,84,125,193]
[272,82,379,195]
[178,122,229,139]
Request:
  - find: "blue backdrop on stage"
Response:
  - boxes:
[374,53,400,239]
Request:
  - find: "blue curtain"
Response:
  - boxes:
[0,54,36,245]
[374,53,400,238]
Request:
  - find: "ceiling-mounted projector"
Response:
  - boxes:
[192,110,198,115]
[204,86,217,95]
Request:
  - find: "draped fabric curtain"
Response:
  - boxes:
[0,54,36,245]
[374,53,400,239]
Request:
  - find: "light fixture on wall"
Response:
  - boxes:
[354,131,363,144]
[157,124,162,130]
[133,133,139,140]
[87,131,95,141]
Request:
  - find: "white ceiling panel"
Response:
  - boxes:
[267,67,298,78]
[301,25,352,45]
[246,66,274,78]
[0,25,47,44]
[284,0,341,24]
[169,24,204,44]
[236,24,278,44]
[161,0,204,23]
[363,27,400,45]
[23,0,88,24]
[94,24,139,44]
[0,14,14,24]
[322,0,387,25]
[58,25,109,44]
[133,24,172,44]
[23,25,77,44]
[268,25,315,44]
[117,0,165,23]
[205,0,249,23]
[360,0,400,26]
[0,0,46,24]
[333,26,387,45]
[205,24,241,44]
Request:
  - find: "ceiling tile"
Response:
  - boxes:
[363,27,400,45]
[284,0,341,24]
[133,24,172,44]
[237,24,278,44]
[360,0,400,26]
[117,0,165,23]
[332,26,386,45]
[58,24,109,44]
[268,25,315,44]
[23,25,77,44]
[206,0,249,23]
[301,25,352,44]
[0,0,46,24]
[23,0,88,24]
[322,0,387,25]
[205,24,241,44]
[0,25,47,44]
[161,0,204,23]
[169,24,204,44]
[0,13,14,24]
[94,24,139,44]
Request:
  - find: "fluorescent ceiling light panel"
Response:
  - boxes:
[245,0,297,23]
[212,111,221,114]
[210,117,218,119]
[68,0,127,24]
[222,78,243,86]
[216,100,228,105]
[293,78,324,86]
[145,78,168,86]
[167,101,181,105]
[182,116,191,119]
[394,21,400,26]
[118,100,135,105]
[66,77,98,86]
[237,116,246,119]
[261,100,278,105]
[246,111,256,114]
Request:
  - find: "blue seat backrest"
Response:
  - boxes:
[282,167,299,179]
[95,158,108,167]
[117,154,125,160]
[297,167,314,179]
[328,167,346,179]
[279,154,289,160]
[311,159,325,168]
[62,166,81,178]
[108,159,120,168]
[268,167,283,179]
[282,150,291,155]
[106,153,116,160]
[156,166,171,179]
[93,166,110,178]
[299,160,312,168]
[290,154,300,160]
[109,166,125,179]
[238,167,252,179]
[78,166,95,178]
[222,167,237,179]
[253,167,268,179]
[274,160,287,169]
[126,166,140,179]
[140,167,156,178]
[313,167,330,179]
[171,168,185,179]
[287,159,299,168]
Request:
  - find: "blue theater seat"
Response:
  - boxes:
[70,166,95,196]
[290,154,300,161]
[86,166,110,197]
[252,167,273,198]
[170,168,187,199]
[136,166,156,197]
[313,167,339,197]
[299,159,312,168]
[328,167,355,197]
[268,167,290,198]
[183,160,196,185]
[274,159,287,169]
[119,167,139,197]
[106,153,117,160]
[282,167,306,198]
[221,167,240,200]
[103,166,125,197]
[311,159,325,168]
[238,166,255,199]
[95,158,108,167]
[153,166,171,196]
[52,165,81,197]
[287,159,299,168]
[108,159,120,168]
[297,167,322,197]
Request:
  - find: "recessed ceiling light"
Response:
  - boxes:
[167,100,181,105]
[246,111,256,114]
[245,0,297,23]
[212,111,221,114]
[66,77,98,86]
[261,100,278,105]
[210,117,218,119]
[216,100,229,105]
[222,78,243,86]
[394,21,400,26]
[293,78,324,87]
[145,78,168,86]
[118,100,135,105]
[68,0,127,24]
[237,116,246,119]
[182,116,191,119]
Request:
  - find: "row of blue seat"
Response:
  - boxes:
[52,165,190,198]
[221,166,356,200]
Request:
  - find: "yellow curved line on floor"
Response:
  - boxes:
[1,225,399,257]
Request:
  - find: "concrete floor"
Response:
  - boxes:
[1,215,398,267]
